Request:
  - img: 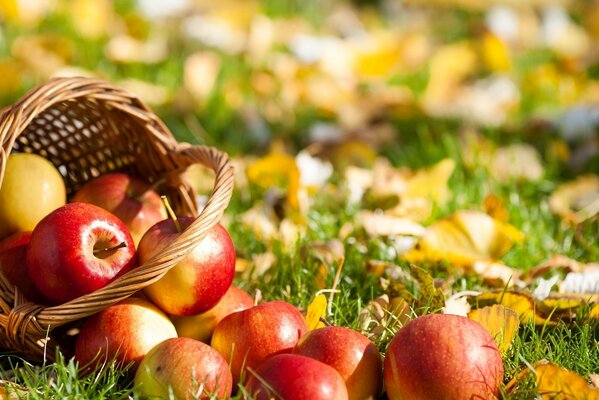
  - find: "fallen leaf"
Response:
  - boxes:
[481,32,511,72]
[473,291,550,326]
[468,304,519,355]
[549,175,599,224]
[523,255,599,283]
[535,360,599,400]
[305,294,327,330]
[355,211,425,238]
[490,144,544,183]
[413,210,523,266]
[358,294,412,340]
[472,260,521,288]
[483,194,509,222]
[70,0,112,38]
[105,34,168,64]
[246,151,301,210]
[11,34,73,78]
[184,51,221,106]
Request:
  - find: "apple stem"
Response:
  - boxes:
[93,241,127,256]
[319,317,332,327]
[161,195,181,233]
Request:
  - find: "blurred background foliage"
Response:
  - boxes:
[0,0,597,173]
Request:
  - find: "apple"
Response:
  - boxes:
[384,313,504,400]
[26,202,137,304]
[72,173,166,245]
[293,326,383,400]
[135,337,232,399]
[0,232,46,303]
[245,354,349,400]
[0,153,66,239]
[138,220,235,317]
[211,300,308,386]
[171,285,254,342]
[75,297,177,372]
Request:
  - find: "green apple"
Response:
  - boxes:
[0,153,66,239]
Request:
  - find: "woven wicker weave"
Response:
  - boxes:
[0,77,234,360]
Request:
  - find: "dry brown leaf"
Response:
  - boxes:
[523,255,599,283]
[468,304,519,355]
[358,294,412,340]
[549,175,599,224]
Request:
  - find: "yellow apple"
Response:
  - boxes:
[0,153,66,239]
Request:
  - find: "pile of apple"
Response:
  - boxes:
[0,153,505,399]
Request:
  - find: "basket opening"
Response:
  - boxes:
[10,98,157,195]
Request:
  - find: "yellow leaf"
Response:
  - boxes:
[535,361,599,400]
[305,294,327,330]
[483,194,509,222]
[353,33,402,79]
[418,210,523,265]
[481,33,511,72]
[70,0,112,38]
[404,158,455,205]
[591,304,599,320]
[549,175,599,224]
[474,291,551,326]
[468,304,519,355]
[424,41,477,106]
[246,151,300,209]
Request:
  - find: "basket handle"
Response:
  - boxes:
[34,143,235,327]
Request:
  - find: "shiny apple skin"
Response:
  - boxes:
[172,285,254,343]
[245,354,349,400]
[0,232,46,303]
[75,297,177,372]
[0,153,66,239]
[72,173,166,246]
[384,313,504,400]
[26,202,137,304]
[293,326,383,400]
[135,337,232,400]
[211,300,308,386]
[139,220,235,317]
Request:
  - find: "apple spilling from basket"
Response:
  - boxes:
[0,153,504,399]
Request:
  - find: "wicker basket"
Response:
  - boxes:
[0,77,234,361]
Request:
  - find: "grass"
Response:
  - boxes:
[0,0,598,398]
[1,117,597,399]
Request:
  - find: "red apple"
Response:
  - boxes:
[26,202,137,304]
[211,300,308,386]
[138,220,235,317]
[135,337,232,399]
[75,297,177,372]
[293,326,383,400]
[384,313,504,400]
[72,173,166,246]
[0,232,46,303]
[172,285,254,342]
[245,354,349,400]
